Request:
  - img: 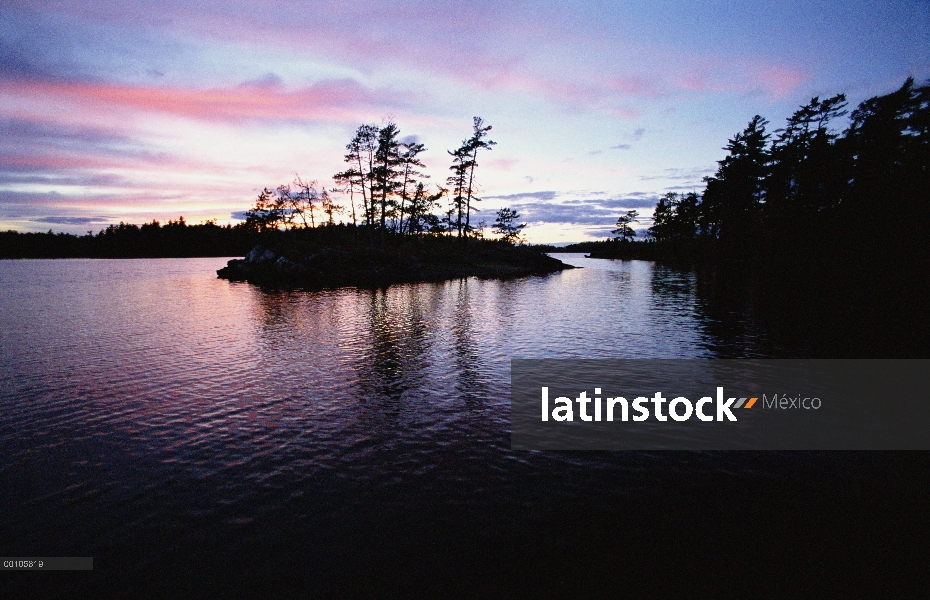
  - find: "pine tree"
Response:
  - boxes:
[493,207,526,243]
[244,188,280,232]
[700,115,770,246]
[337,124,378,226]
[447,144,472,236]
[463,117,495,236]
[611,210,638,241]
[397,141,428,233]
[372,122,403,230]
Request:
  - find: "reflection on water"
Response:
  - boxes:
[0,255,907,595]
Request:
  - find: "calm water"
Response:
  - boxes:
[1,256,926,596]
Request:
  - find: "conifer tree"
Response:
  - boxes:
[493,207,526,243]
[463,117,495,236]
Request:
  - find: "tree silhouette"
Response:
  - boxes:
[338,124,378,226]
[447,143,472,236]
[331,169,360,226]
[320,189,343,225]
[274,184,297,229]
[397,140,428,233]
[447,117,494,238]
[292,176,320,228]
[493,207,526,244]
[634,76,928,279]
[372,122,403,230]
[700,115,769,249]
[405,184,446,235]
[765,94,848,235]
[612,210,639,241]
[463,117,496,236]
[649,193,674,241]
[245,188,280,232]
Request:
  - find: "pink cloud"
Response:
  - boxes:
[676,61,807,98]
[606,106,645,120]
[754,65,808,98]
[7,2,633,113]
[459,68,661,119]
[1,78,395,123]
[7,2,812,122]
[0,147,222,174]
[603,76,666,98]
[486,158,518,171]
[679,73,720,92]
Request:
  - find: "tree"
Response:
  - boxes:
[245,188,281,232]
[372,122,403,229]
[447,117,495,238]
[447,144,472,236]
[396,140,428,233]
[836,77,930,260]
[766,94,848,232]
[649,193,702,242]
[274,184,297,229]
[292,176,320,228]
[700,115,770,245]
[319,189,343,225]
[405,183,446,235]
[649,193,675,241]
[338,124,379,226]
[673,192,700,240]
[331,169,360,226]
[493,207,526,244]
[441,205,457,236]
[612,210,639,241]
[463,117,496,236]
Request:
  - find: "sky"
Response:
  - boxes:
[1,1,928,242]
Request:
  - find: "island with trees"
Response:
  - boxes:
[215,117,572,287]
[0,117,572,286]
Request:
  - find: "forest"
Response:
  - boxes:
[587,77,928,266]
[576,78,929,355]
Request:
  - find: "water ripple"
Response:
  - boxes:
[0,255,834,591]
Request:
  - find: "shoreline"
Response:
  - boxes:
[216,241,576,289]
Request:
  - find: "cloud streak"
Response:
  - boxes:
[487,191,558,201]
[504,195,659,228]
[1,77,400,124]
[33,215,113,225]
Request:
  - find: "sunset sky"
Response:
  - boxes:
[1,1,927,242]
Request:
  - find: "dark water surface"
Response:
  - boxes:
[1,256,927,597]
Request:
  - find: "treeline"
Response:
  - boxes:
[1,116,531,259]
[0,218,255,259]
[245,117,507,238]
[590,78,929,354]
[599,77,929,267]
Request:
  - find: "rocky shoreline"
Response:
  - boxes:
[217,241,575,288]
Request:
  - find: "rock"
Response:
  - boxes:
[216,258,247,280]
[245,245,276,263]
[275,256,301,273]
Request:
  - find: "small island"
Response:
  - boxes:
[215,117,574,288]
[217,233,574,288]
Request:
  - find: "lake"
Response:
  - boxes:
[1,255,926,597]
